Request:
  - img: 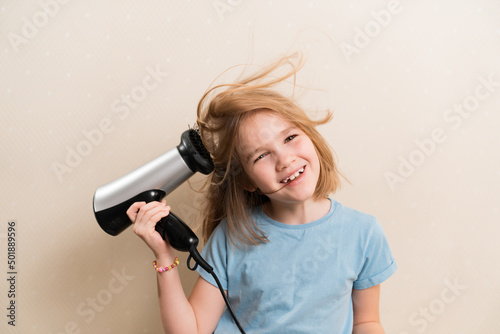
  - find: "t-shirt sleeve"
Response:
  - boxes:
[353,219,397,289]
[196,222,229,290]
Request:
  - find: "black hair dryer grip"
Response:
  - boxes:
[121,188,198,252]
[155,211,199,252]
[155,212,213,273]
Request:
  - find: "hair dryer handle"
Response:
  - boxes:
[155,211,199,252]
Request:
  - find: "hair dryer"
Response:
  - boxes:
[92,128,246,333]
[93,129,213,236]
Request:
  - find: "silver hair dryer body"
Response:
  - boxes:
[93,129,213,236]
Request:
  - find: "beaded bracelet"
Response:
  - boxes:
[153,257,180,273]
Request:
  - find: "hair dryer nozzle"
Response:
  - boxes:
[178,129,214,175]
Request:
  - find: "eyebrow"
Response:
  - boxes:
[244,126,296,163]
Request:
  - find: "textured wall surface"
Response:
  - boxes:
[1,1,499,333]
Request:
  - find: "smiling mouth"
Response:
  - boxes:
[280,166,305,184]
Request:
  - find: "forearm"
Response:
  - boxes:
[352,321,385,334]
[128,203,201,333]
[156,257,198,334]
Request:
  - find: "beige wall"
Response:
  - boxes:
[1,1,499,333]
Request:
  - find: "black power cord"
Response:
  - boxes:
[155,211,246,334]
[187,247,246,334]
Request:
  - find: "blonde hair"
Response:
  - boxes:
[197,53,343,246]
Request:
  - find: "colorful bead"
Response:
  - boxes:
[153,257,180,273]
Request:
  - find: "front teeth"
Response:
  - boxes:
[283,167,304,183]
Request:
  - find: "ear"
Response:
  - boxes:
[240,175,258,192]
[243,182,258,192]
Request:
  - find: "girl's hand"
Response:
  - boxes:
[126,200,175,260]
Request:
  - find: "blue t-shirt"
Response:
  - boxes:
[197,199,397,333]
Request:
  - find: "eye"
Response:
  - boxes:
[285,134,298,143]
[253,153,268,163]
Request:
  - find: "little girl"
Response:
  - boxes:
[127,54,397,334]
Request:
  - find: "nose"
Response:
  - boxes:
[275,149,294,171]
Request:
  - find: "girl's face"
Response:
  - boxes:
[237,111,321,206]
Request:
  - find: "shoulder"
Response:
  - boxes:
[206,219,229,245]
[204,206,268,251]
[330,200,387,243]
[333,200,379,228]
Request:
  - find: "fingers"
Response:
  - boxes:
[126,201,168,223]
[126,200,175,258]
[126,201,146,223]
[129,201,170,236]
[136,201,170,224]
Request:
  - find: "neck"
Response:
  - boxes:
[263,197,331,225]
